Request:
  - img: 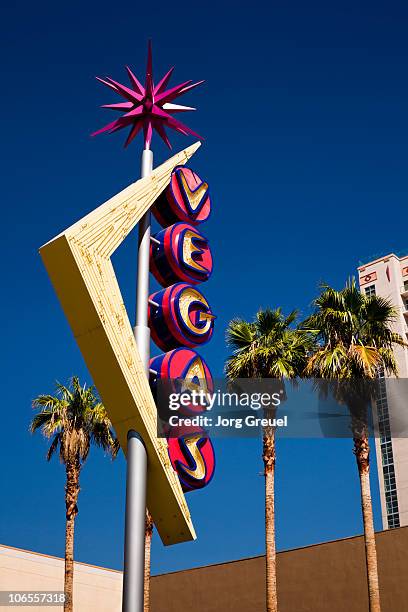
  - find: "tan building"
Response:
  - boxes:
[358,253,408,529]
[2,527,408,611]
[0,545,122,611]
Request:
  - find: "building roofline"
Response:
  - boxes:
[358,252,408,270]
[0,543,122,574]
[152,525,408,577]
[3,526,407,579]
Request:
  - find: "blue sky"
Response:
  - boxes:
[1,0,407,574]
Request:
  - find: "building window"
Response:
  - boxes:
[365,284,376,297]
[376,370,400,529]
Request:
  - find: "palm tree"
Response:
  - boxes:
[30,377,119,612]
[303,279,407,612]
[225,308,312,612]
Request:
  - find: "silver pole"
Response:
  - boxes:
[134,148,153,372]
[122,431,147,611]
[122,148,153,612]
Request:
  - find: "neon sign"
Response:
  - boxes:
[152,166,211,226]
[150,348,213,415]
[148,283,215,351]
[167,434,215,492]
[149,165,215,492]
[40,144,202,544]
[150,222,213,285]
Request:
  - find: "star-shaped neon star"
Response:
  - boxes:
[92,42,204,150]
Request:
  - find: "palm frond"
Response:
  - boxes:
[46,432,62,461]
[303,280,404,387]
[31,377,119,466]
[225,307,311,382]
[349,344,381,377]
[32,395,62,411]
[225,318,255,351]
[254,308,282,336]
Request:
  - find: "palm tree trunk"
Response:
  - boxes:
[144,510,154,612]
[263,426,277,612]
[64,460,80,612]
[354,432,381,612]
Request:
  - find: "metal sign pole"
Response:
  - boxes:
[134,148,153,369]
[90,40,203,612]
[122,431,147,612]
[122,148,153,612]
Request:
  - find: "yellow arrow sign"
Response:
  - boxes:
[40,143,201,545]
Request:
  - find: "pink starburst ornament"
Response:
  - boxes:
[92,42,204,150]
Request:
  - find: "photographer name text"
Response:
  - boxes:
[168,414,288,429]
